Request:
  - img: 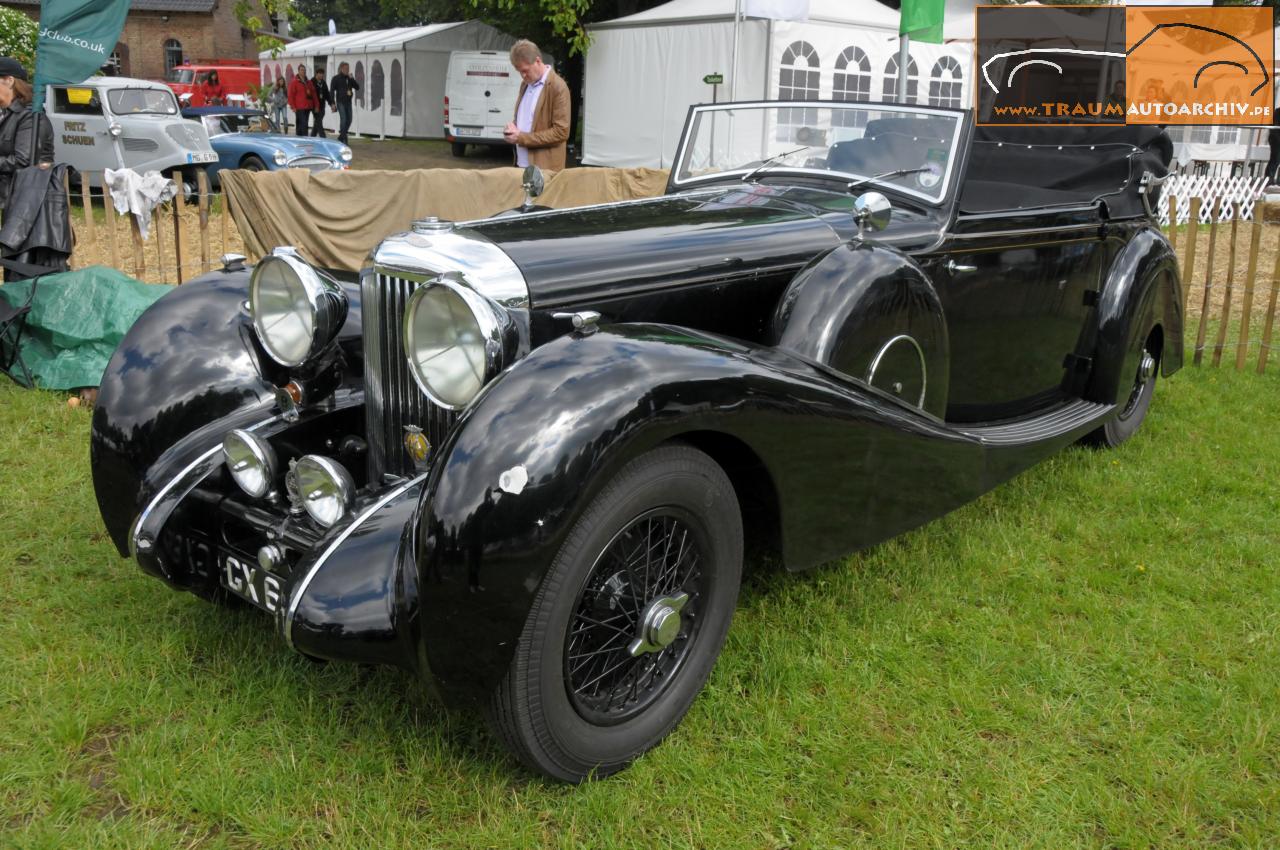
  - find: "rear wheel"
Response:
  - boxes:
[1093,335,1158,448]
[451,141,467,157]
[489,445,743,782]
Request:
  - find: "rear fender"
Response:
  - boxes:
[1087,227,1182,404]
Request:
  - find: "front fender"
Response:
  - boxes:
[414,324,984,703]
[91,267,362,556]
[1087,226,1183,405]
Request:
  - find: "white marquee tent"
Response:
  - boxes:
[260,21,517,139]
[583,0,976,167]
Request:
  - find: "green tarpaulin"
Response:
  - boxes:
[0,265,171,390]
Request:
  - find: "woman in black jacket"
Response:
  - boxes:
[0,56,55,213]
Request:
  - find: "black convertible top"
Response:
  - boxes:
[961,125,1173,217]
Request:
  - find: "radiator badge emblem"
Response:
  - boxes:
[404,426,431,467]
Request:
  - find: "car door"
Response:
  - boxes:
[927,204,1105,423]
[49,85,119,173]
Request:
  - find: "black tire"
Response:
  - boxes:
[489,445,743,782]
[451,141,467,157]
[1092,335,1158,448]
[240,155,267,172]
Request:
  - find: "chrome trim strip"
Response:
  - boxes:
[283,472,428,649]
[947,221,1101,241]
[129,413,282,557]
[371,228,530,308]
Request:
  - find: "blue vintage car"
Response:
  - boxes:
[181,106,352,185]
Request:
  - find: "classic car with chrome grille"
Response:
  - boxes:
[90,101,1182,782]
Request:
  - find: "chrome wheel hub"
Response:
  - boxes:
[1139,352,1156,382]
[629,593,689,656]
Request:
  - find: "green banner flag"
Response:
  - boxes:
[32,0,131,112]
[900,0,946,44]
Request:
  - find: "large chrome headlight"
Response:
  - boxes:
[403,277,508,409]
[249,248,348,367]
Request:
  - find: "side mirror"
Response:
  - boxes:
[521,165,545,209]
[853,192,892,236]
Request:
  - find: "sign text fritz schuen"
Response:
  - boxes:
[975,5,1273,127]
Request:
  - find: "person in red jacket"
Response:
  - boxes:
[199,70,226,107]
[287,64,316,136]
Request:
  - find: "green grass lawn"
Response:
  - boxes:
[1,361,1277,849]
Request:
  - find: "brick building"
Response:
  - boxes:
[15,0,286,81]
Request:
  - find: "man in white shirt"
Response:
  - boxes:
[503,40,571,171]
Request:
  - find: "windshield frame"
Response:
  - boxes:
[670,100,969,206]
[107,86,181,116]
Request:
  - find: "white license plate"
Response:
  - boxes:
[187,151,219,164]
[221,553,285,613]
[453,126,481,137]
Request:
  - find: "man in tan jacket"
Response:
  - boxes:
[503,39,571,171]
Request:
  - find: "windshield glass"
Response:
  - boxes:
[674,103,963,202]
[168,69,194,85]
[201,113,277,137]
[108,88,180,115]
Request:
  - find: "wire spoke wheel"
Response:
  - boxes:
[565,509,707,724]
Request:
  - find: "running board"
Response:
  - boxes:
[961,400,1115,447]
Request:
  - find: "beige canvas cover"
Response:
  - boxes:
[222,167,671,272]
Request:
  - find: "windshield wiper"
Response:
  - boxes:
[846,167,932,193]
[740,146,808,183]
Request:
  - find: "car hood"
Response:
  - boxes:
[456,183,940,309]
[213,133,344,158]
[456,185,844,309]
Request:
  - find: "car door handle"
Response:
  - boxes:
[947,260,977,274]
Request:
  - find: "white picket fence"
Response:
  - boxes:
[1158,173,1269,226]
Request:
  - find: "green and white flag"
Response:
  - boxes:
[900,0,946,44]
[32,0,131,111]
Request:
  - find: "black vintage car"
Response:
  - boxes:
[91,101,1182,782]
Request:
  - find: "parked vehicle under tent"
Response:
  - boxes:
[259,22,520,140]
[582,0,976,168]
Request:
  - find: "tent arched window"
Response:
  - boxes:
[928,56,962,109]
[262,66,271,86]
[285,65,294,85]
[164,39,183,75]
[832,46,871,129]
[371,61,385,111]
[883,54,918,103]
[354,61,365,108]
[777,40,820,142]
[391,59,403,116]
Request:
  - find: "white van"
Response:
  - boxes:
[443,51,523,157]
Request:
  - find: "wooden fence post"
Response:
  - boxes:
[1167,194,1178,252]
[172,176,185,284]
[99,172,120,272]
[79,175,97,262]
[220,190,231,257]
[1258,247,1280,374]
[129,215,146,278]
[153,204,165,282]
[196,169,212,274]
[1193,200,1219,366]
[1235,219,1263,370]
[1211,215,1240,367]
[1181,197,1200,311]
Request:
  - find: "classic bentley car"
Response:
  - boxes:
[90,101,1182,782]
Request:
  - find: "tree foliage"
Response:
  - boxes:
[0,7,38,76]
[234,0,309,57]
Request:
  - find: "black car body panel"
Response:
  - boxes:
[90,102,1182,718]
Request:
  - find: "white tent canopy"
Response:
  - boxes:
[583,0,975,167]
[260,22,518,139]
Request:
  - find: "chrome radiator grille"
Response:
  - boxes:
[362,271,458,481]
